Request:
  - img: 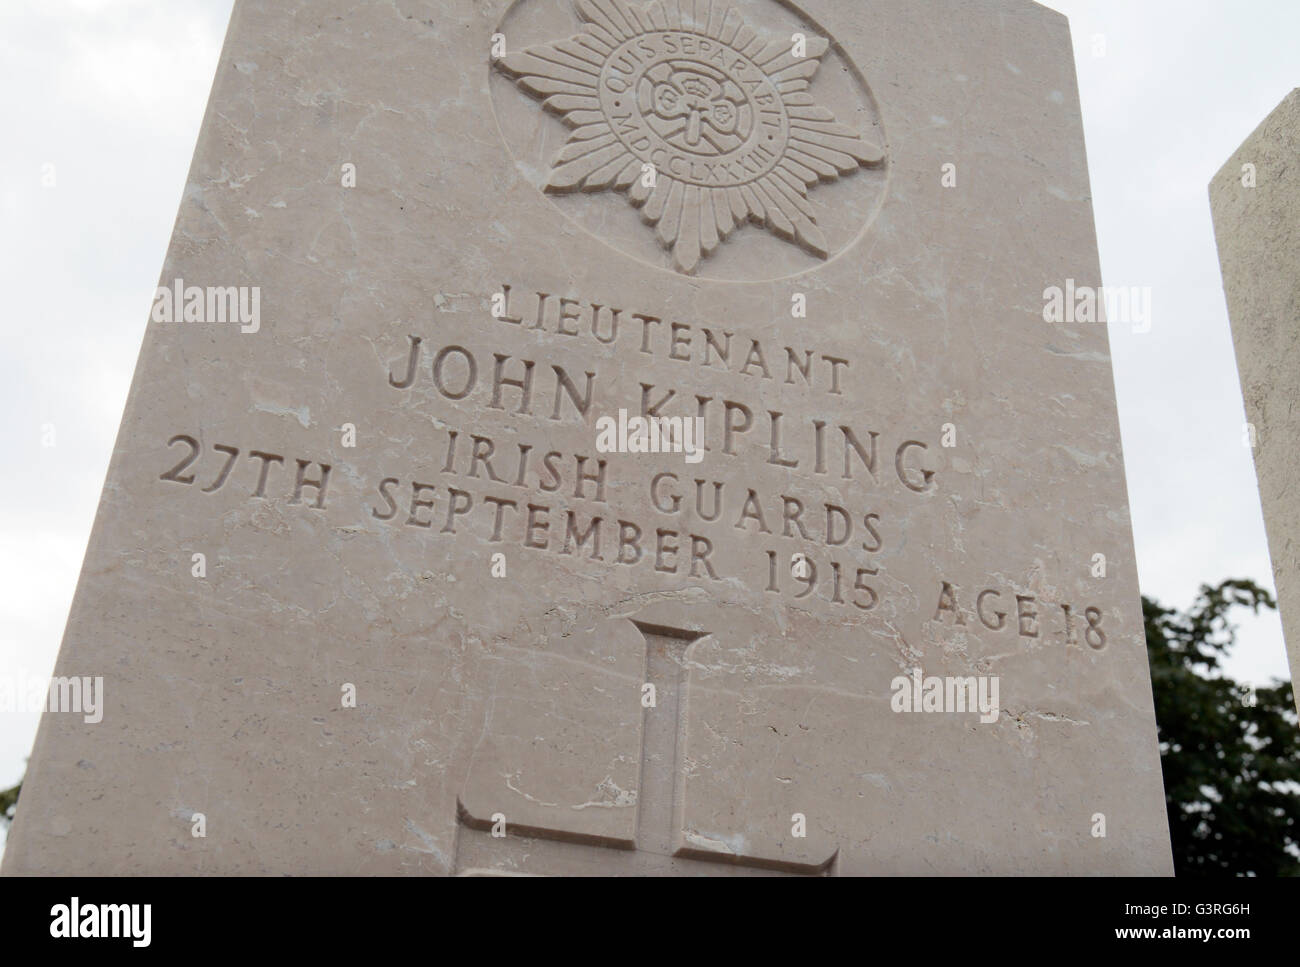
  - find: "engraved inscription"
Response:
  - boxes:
[598,32,790,186]
[150,277,1113,638]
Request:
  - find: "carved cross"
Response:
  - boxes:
[453,619,837,876]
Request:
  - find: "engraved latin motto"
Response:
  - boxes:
[491,0,888,279]
[600,34,789,185]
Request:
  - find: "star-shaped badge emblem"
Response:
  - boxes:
[497,0,886,274]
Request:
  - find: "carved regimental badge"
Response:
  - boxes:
[496,0,885,274]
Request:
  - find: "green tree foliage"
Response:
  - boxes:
[0,781,17,826]
[1146,579,1300,875]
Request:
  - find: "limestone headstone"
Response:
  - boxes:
[1211,89,1300,714]
[3,0,1172,875]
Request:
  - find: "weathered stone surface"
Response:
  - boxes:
[1211,89,1300,715]
[4,0,1172,875]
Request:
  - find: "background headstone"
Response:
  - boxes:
[1211,88,1300,715]
[3,0,1172,875]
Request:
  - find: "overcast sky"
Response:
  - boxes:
[2,0,1298,846]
